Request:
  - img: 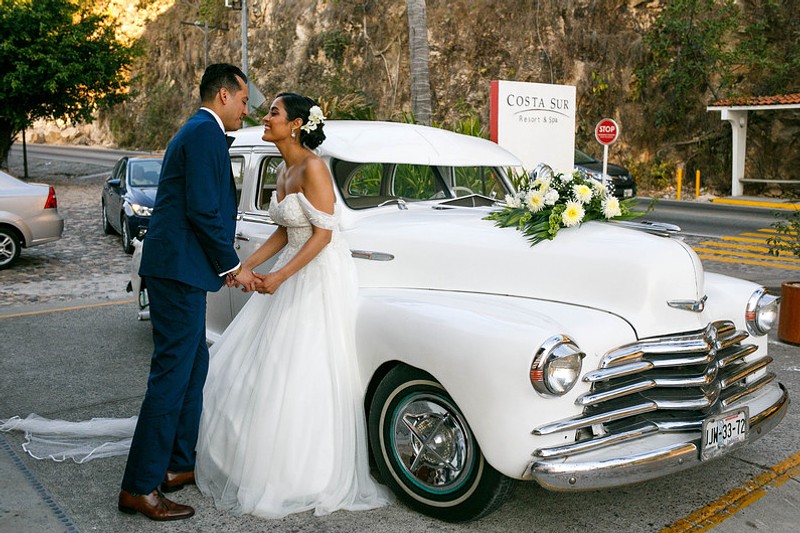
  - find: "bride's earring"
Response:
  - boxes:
[291,129,296,139]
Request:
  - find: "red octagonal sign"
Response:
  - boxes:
[595,118,619,145]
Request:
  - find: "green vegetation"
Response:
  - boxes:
[631,0,800,194]
[0,0,138,165]
[767,206,800,259]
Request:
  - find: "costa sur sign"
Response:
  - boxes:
[490,80,576,173]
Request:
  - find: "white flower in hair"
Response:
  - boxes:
[300,105,326,133]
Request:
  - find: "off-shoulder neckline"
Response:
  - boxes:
[271,191,336,215]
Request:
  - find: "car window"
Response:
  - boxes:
[112,159,126,183]
[347,163,383,197]
[392,164,449,199]
[128,160,162,188]
[256,157,284,210]
[332,159,452,209]
[231,155,245,207]
[451,166,507,198]
[574,149,597,165]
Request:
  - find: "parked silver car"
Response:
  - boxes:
[0,169,64,269]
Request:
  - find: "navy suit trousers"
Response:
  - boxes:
[121,276,209,494]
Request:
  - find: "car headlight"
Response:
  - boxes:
[130,203,153,217]
[530,335,584,396]
[745,288,780,336]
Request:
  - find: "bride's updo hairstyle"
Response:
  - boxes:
[277,92,326,150]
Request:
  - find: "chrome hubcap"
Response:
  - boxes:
[0,234,13,262]
[392,393,472,490]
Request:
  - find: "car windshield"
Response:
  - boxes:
[129,160,162,187]
[331,159,509,209]
[574,149,597,165]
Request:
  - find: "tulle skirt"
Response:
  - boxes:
[195,242,389,518]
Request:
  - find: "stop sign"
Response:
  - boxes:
[595,118,619,145]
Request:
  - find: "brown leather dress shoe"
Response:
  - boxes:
[118,489,194,521]
[161,470,196,493]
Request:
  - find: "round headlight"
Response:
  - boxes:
[745,288,780,336]
[530,335,584,396]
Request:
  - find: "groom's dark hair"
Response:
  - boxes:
[200,63,248,104]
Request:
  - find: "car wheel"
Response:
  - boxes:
[0,227,21,270]
[121,216,134,254]
[101,201,115,235]
[368,364,515,522]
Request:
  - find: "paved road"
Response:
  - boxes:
[1,147,799,532]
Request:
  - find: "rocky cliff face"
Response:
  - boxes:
[97,1,658,150]
[31,0,799,195]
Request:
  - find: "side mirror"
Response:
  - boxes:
[107,178,121,188]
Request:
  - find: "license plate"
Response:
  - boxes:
[623,189,634,198]
[701,407,749,460]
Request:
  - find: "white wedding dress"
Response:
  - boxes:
[194,192,389,518]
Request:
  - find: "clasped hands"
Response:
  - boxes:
[226,268,284,294]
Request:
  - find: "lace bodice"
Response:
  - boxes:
[267,192,345,257]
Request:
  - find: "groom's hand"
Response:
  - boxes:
[232,268,258,292]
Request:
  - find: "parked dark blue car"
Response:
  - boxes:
[101,155,163,253]
[574,148,637,199]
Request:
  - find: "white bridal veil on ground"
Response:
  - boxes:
[0,414,135,464]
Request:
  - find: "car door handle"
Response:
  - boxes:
[235,233,250,241]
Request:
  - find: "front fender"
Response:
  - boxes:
[356,288,636,479]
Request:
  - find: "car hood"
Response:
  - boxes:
[127,187,157,206]
[343,205,711,338]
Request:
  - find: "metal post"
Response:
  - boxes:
[180,21,228,71]
[695,169,701,199]
[22,128,28,179]
[241,0,248,79]
[203,21,209,70]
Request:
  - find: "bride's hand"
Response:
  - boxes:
[254,271,286,295]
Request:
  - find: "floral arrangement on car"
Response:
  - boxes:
[485,164,642,245]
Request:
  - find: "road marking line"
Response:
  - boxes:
[719,236,772,244]
[693,247,800,264]
[0,300,135,319]
[661,450,800,532]
[740,232,777,239]
[696,254,800,271]
[698,241,771,253]
[711,198,800,210]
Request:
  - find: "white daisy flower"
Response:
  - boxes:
[573,184,593,204]
[561,200,585,227]
[504,194,521,208]
[602,196,622,218]
[591,180,609,197]
[525,190,546,213]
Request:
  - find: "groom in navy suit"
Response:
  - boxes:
[119,63,257,521]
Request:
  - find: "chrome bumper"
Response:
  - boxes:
[527,383,789,491]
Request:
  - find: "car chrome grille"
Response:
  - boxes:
[532,320,776,459]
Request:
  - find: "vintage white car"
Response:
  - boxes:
[201,121,787,521]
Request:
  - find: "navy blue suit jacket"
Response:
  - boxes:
[139,109,239,292]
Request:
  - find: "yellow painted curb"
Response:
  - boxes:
[711,198,800,210]
[0,299,135,319]
[661,450,800,532]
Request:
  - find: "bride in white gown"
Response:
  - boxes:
[194,93,389,518]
